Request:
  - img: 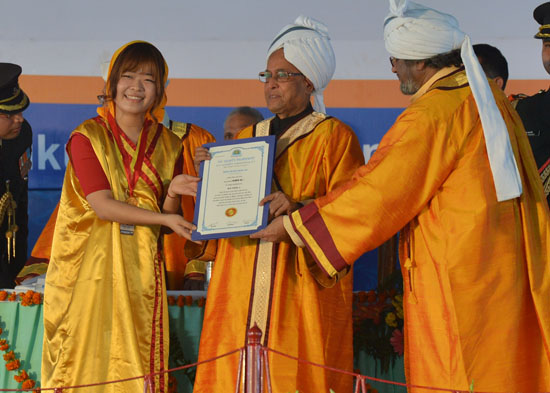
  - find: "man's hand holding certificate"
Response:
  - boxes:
[192,136,275,240]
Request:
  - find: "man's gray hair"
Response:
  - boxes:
[226,106,264,123]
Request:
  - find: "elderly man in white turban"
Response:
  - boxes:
[254,1,550,391]
[190,15,364,393]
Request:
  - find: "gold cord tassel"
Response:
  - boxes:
[0,181,17,263]
[11,208,17,261]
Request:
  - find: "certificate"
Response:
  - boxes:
[191,136,275,240]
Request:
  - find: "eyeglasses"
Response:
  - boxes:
[258,71,304,83]
[389,57,397,67]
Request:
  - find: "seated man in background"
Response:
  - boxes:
[473,43,509,90]
[223,106,264,140]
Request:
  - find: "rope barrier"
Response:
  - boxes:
[353,375,369,393]
[262,349,273,393]
[264,347,550,393]
[143,375,152,393]
[1,344,549,393]
[0,348,242,392]
[234,349,245,393]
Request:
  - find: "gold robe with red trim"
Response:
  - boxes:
[16,121,214,289]
[289,69,550,392]
[162,121,215,289]
[193,113,364,393]
[42,117,181,393]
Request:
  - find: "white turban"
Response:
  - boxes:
[383,0,522,202]
[267,15,336,114]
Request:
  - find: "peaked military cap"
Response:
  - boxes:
[534,2,550,39]
[0,63,30,115]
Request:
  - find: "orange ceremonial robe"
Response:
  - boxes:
[42,118,181,392]
[288,69,550,392]
[162,121,215,289]
[192,113,365,393]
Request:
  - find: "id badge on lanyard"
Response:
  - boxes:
[120,224,135,236]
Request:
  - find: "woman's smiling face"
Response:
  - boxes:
[114,64,157,118]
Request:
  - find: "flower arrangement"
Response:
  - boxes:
[0,290,42,306]
[167,374,178,393]
[353,271,404,373]
[363,383,379,393]
[0,327,38,391]
[0,291,42,391]
[167,295,205,308]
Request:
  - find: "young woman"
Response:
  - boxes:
[41,41,197,392]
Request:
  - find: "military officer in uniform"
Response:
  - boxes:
[514,2,550,206]
[0,63,32,288]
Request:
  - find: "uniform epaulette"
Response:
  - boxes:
[508,93,530,108]
[508,93,528,101]
[509,89,549,108]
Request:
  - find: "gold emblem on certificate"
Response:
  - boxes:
[225,207,237,217]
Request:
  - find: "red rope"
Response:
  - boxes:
[0,348,242,392]
[264,347,550,393]
[262,348,273,393]
[354,376,361,393]
[2,345,549,393]
[234,349,245,393]
[360,377,368,393]
[143,375,152,393]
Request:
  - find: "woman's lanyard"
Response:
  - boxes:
[107,112,150,206]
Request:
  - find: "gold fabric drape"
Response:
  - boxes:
[42,118,181,393]
[17,122,214,288]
